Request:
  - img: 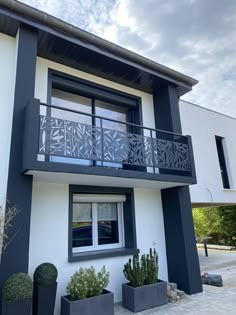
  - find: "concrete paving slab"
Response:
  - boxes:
[115,249,236,314]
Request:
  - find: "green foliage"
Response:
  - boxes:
[2,273,33,301]
[33,263,58,286]
[219,206,236,247]
[66,266,110,301]
[123,248,158,287]
[193,206,236,247]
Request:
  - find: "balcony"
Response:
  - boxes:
[23,99,196,188]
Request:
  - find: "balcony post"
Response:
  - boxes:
[153,85,202,294]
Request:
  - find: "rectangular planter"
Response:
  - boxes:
[1,299,32,315]
[122,280,168,312]
[61,289,114,315]
[33,282,57,315]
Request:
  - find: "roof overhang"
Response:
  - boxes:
[0,0,198,96]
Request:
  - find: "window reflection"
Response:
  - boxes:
[72,203,93,248]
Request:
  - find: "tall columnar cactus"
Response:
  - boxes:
[123,248,158,287]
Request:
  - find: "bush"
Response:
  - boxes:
[123,248,158,287]
[34,263,58,286]
[2,273,33,301]
[66,266,109,301]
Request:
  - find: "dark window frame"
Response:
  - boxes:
[215,136,230,189]
[47,69,145,171]
[68,185,138,262]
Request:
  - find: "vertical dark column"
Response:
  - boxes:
[0,25,38,285]
[154,84,202,294]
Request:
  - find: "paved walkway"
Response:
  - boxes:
[115,249,236,314]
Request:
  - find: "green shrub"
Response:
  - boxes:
[67,266,109,301]
[2,273,33,301]
[123,248,158,287]
[34,263,58,286]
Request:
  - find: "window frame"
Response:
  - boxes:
[72,199,125,253]
[68,185,138,262]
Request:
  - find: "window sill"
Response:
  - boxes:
[223,189,236,192]
[68,247,138,262]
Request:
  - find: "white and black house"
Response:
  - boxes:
[0,1,208,313]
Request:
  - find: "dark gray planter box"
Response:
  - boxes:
[61,289,114,315]
[122,280,168,312]
[33,282,57,315]
[1,299,32,315]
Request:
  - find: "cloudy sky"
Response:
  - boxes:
[20,0,236,117]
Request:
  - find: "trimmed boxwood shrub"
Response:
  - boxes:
[34,263,58,286]
[2,273,33,301]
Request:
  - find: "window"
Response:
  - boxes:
[68,186,137,262]
[72,194,125,253]
[45,70,143,171]
[215,136,230,189]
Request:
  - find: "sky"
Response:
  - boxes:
[19,0,236,117]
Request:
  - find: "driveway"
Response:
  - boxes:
[115,249,236,314]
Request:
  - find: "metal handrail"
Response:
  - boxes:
[40,102,186,139]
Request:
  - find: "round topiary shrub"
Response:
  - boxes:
[33,263,58,286]
[2,273,33,302]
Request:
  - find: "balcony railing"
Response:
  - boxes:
[38,103,192,174]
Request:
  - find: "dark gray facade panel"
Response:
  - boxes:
[154,84,201,294]
[161,186,202,294]
[154,85,182,134]
[0,25,38,286]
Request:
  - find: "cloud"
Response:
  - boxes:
[19,0,236,117]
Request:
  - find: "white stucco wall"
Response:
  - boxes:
[180,100,236,205]
[0,33,17,206]
[28,182,167,314]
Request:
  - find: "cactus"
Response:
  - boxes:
[123,248,158,287]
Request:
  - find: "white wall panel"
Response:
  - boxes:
[29,182,167,314]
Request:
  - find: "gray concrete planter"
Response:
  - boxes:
[122,280,168,312]
[1,299,32,315]
[61,289,114,315]
[33,282,57,315]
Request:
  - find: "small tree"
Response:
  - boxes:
[0,202,18,253]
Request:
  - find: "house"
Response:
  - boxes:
[0,0,210,313]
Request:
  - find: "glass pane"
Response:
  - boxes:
[95,100,127,132]
[51,89,92,125]
[95,100,128,168]
[72,203,92,248]
[97,203,119,245]
[50,89,92,165]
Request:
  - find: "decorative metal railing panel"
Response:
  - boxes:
[39,115,191,171]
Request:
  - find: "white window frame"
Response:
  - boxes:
[72,195,125,253]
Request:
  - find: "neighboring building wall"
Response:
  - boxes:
[180,100,236,206]
[0,33,17,206]
[28,181,168,314]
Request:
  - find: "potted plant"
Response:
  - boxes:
[1,273,33,315]
[122,248,168,312]
[61,266,113,315]
[33,262,58,315]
